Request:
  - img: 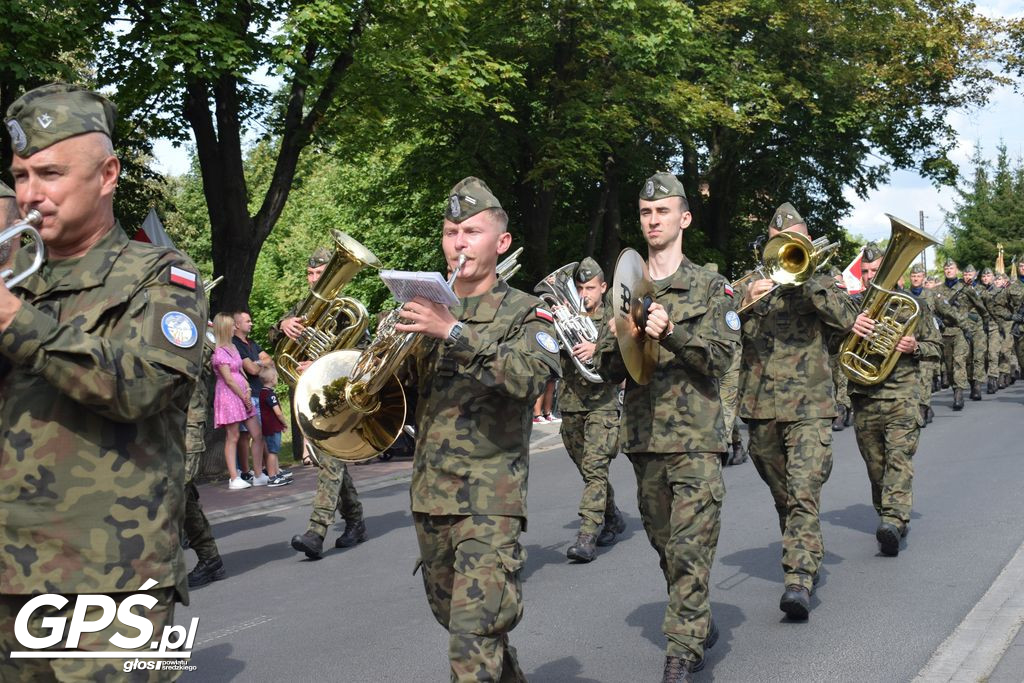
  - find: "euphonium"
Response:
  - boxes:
[0,210,44,288]
[534,262,601,383]
[732,232,840,313]
[275,230,381,386]
[838,214,939,385]
[293,248,522,462]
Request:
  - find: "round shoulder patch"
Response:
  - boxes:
[725,310,741,331]
[162,311,199,349]
[535,330,559,354]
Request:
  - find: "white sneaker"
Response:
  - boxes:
[252,474,270,487]
[228,477,252,490]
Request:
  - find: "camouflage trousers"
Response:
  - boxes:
[942,330,969,390]
[413,513,526,683]
[986,327,1001,378]
[627,451,723,663]
[850,396,919,527]
[998,322,1015,375]
[965,321,986,382]
[307,457,363,537]
[720,351,741,433]
[831,354,851,410]
[0,588,179,682]
[1016,334,1024,373]
[918,361,937,408]
[746,418,833,591]
[183,482,219,563]
[560,411,619,534]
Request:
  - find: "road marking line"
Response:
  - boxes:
[196,616,275,646]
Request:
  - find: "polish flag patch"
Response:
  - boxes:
[724,283,734,298]
[535,307,554,322]
[169,266,198,290]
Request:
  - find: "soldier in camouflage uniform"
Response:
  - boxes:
[907,264,936,425]
[704,262,746,466]
[183,345,227,587]
[594,173,739,682]
[0,84,206,680]
[958,264,990,400]
[847,250,942,556]
[828,268,853,432]
[938,260,974,409]
[737,203,858,621]
[281,248,368,559]
[558,257,626,563]
[1009,258,1024,375]
[981,268,1010,390]
[993,272,1016,386]
[394,177,560,682]
[0,182,18,269]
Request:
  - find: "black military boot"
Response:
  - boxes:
[1000,372,1009,389]
[831,405,846,432]
[926,406,934,424]
[597,509,626,547]
[726,439,748,466]
[291,531,324,559]
[932,375,941,393]
[187,556,226,588]
[941,372,949,389]
[970,380,983,401]
[567,532,597,562]
[780,584,810,620]
[661,656,694,683]
[952,388,964,411]
[844,406,853,427]
[876,521,904,557]
[335,520,368,548]
[987,376,998,394]
[920,405,929,427]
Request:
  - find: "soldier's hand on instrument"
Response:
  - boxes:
[608,319,618,338]
[743,278,774,307]
[645,302,673,340]
[297,360,313,373]
[395,296,456,339]
[572,341,596,362]
[851,312,876,339]
[895,335,918,354]
[282,316,306,340]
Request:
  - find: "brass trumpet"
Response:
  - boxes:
[732,232,839,313]
[0,210,44,288]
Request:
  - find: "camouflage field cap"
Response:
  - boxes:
[981,266,993,276]
[770,203,803,230]
[575,256,604,283]
[308,246,331,267]
[944,258,957,268]
[446,176,501,223]
[639,172,686,201]
[5,83,117,158]
[0,181,13,199]
[910,263,926,274]
[964,263,977,273]
[862,242,885,263]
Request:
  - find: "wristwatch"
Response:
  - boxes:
[445,321,465,347]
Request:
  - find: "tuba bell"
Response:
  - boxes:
[274,230,381,386]
[732,232,840,313]
[534,262,602,383]
[838,214,939,385]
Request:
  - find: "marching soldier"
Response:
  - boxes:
[938,259,973,409]
[1009,258,1024,374]
[993,271,1017,386]
[829,269,853,432]
[0,84,206,678]
[704,262,747,466]
[979,267,1005,392]
[907,264,936,424]
[959,264,990,400]
[560,257,626,563]
[847,250,942,556]
[394,177,560,681]
[736,204,858,620]
[594,172,740,681]
[280,247,368,558]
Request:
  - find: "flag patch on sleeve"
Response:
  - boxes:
[724,284,734,298]
[535,307,554,322]
[169,266,198,290]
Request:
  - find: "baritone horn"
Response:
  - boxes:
[0,210,44,288]
[294,248,522,462]
[731,232,839,313]
[838,214,939,385]
[534,262,602,383]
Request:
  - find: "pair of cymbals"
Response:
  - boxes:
[611,248,658,385]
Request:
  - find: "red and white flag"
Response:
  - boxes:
[842,248,865,295]
[132,208,176,248]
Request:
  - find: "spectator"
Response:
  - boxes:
[232,310,266,479]
[212,313,265,489]
[258,365,293,487]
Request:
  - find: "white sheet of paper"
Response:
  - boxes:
[379,270,459,307]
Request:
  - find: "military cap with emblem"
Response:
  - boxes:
[862,242,885,263]
[575,256,604,283]
[308,246,331,267]
[981,267,993,276]
[964,263,977,273]
[910,263,926,274]
[0,181,13,199]
[446,176,502,223]
[770,202,804,230]
[5,83,117,158]
[639,171,686,201]
[944,258,958,268]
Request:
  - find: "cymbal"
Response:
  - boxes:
[612,248,658,385]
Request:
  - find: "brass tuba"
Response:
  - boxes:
[0,210,44,288]
[293,248,522,462]
[732,232,839,313]
[274,230,381,386]
[534,262,602,383]
[838,214,939,385]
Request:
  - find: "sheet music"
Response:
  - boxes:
[379,269,459,307]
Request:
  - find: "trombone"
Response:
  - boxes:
[731,232,839,313]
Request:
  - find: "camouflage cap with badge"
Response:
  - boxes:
[964,264,977,273]
[910,263,926,275]
[5,83,117,158]
[574,256,604,284]
[944,257,958,268]
[770,203,804,231]
[308,246,331,268]
[446,176,502,223]
[862,242,885,263]
[639,171,686,201]
[981,267,993,276]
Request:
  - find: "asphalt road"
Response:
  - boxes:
[178,383,1024,682]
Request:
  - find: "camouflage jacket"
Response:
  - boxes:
[558,296,619,414]
[408,280,560,520]
[738,273,858,420]
[940,280,987,333]
[0,224,206,598]
[984,284,1012,321]
[923,288,965,331]
[185,347,214,484]
[593,257,740,453]
[848,290,942,400]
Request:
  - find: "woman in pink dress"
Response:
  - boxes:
[212,313,264,489]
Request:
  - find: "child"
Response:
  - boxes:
[212,313,265,489]
[259,365,292,488]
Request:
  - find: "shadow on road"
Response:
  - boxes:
[530,656,602,682]
[522,543,569,581]
[714,541,845,585]
[624,599,743,672]
[821,502,922,536]
[210,514,287,541]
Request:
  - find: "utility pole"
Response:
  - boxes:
[919,210,928,271]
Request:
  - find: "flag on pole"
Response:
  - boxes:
[842,247,866,295]
[132,208,176,249]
